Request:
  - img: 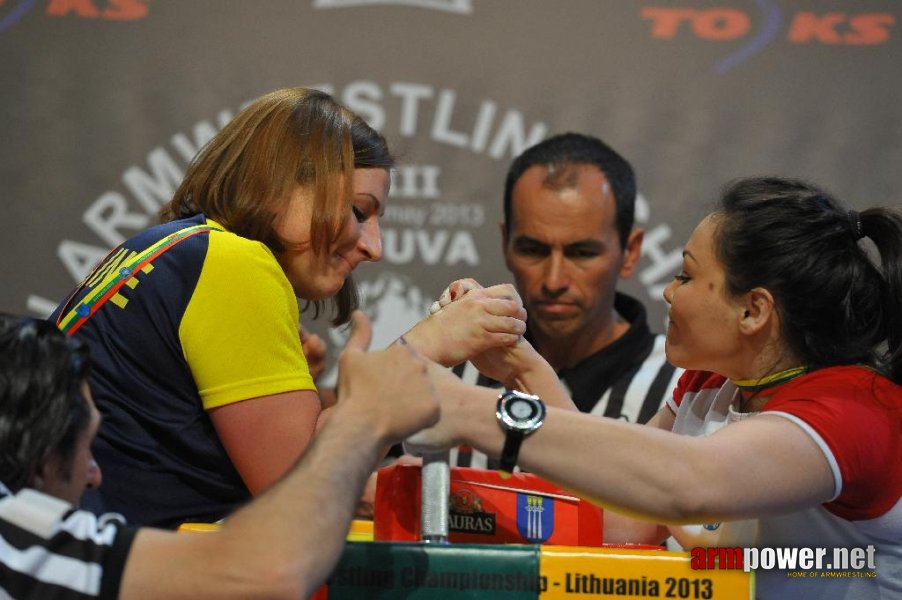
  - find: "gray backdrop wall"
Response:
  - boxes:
[3,0,900,375]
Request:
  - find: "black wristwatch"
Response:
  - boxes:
[496,390,546,476]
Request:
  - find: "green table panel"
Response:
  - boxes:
[327,541,541,599]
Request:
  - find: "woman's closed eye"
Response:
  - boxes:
[673,273,691,284]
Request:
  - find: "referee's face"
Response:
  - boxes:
[503,164,640,346]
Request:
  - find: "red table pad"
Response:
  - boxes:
[374,464,604,547]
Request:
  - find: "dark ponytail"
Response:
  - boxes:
[711,177,902,383]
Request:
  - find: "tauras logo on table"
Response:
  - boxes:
[448,488,496,535]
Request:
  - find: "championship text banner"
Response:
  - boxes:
[310,541,753,598]
[540,546,752,599]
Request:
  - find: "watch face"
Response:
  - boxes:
[497,390,545,433]
[509,398,536,420]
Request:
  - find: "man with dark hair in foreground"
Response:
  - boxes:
[0,312,438,599]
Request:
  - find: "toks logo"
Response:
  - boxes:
[1,0,148,32]
[642,2,896,72]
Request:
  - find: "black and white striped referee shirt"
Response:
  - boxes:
[0,483,137,599]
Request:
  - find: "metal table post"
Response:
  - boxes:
[420,450,450,544]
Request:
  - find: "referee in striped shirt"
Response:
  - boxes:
[451,133,681,470]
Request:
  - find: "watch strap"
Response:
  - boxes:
[498,428,525,476]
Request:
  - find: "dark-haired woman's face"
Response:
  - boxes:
[273,168,389,300]
[662,216,748,377]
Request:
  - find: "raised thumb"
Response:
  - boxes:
[344,309,373,353]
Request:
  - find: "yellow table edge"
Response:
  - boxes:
[178,518,375,542]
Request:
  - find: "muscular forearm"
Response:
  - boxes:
[455,402,708,521]
[452,393,833,524]
[497,345,577,411]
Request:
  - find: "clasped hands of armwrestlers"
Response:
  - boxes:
[336,279,526,450]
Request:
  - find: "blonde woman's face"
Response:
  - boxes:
[274,168,389,300]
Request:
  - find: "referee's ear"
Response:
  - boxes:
[619,228,644,280]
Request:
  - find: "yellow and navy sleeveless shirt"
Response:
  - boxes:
[51,214,315,527]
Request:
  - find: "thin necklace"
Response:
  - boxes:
[732,365,809,392]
